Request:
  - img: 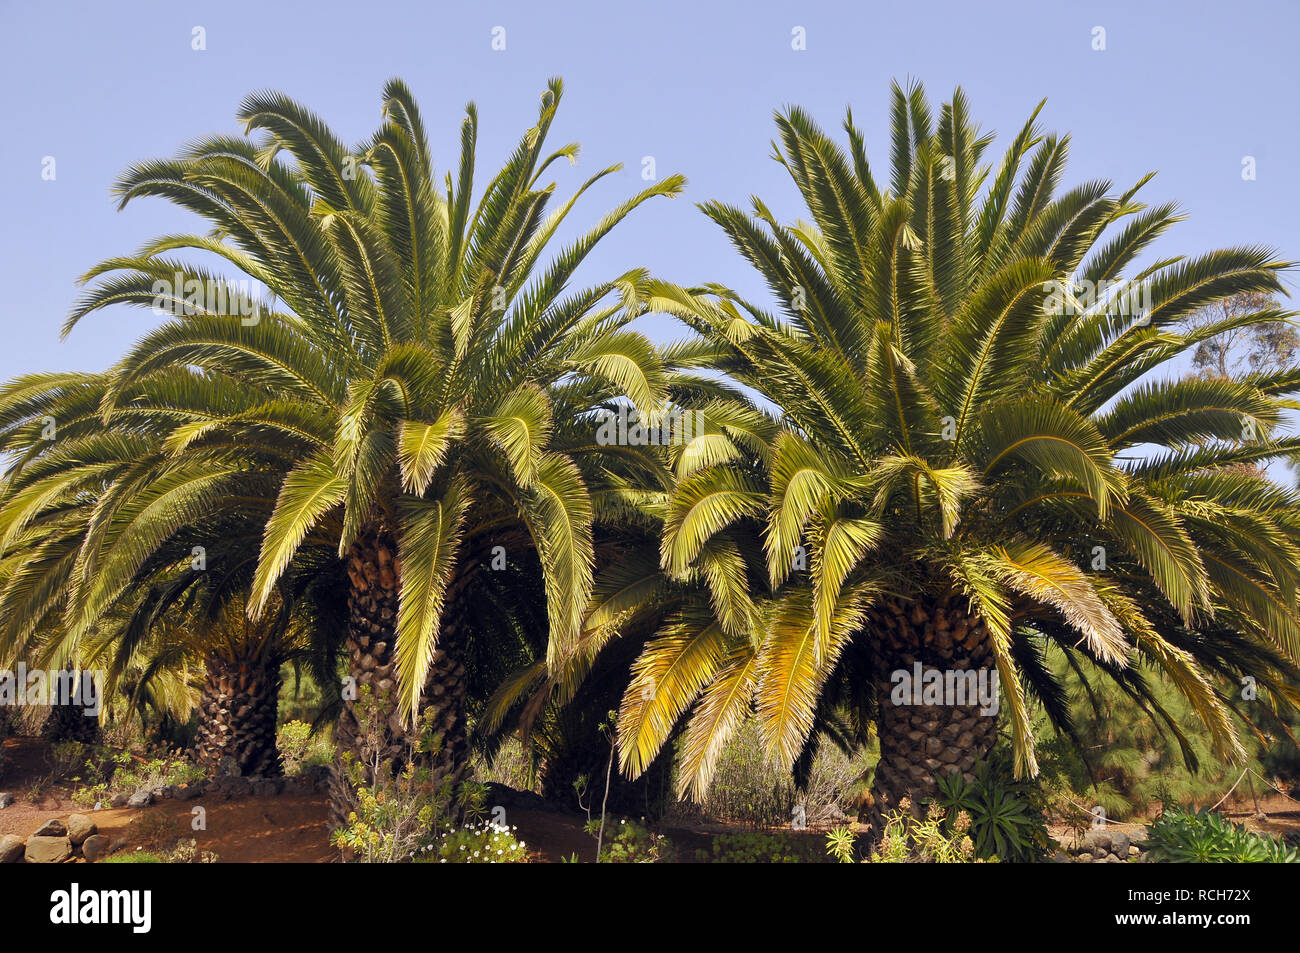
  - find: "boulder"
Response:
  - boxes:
[25,836,72,863]
[0,792,14,809]
[33,819,67,837]
[110,792,130,808]
[1076,852,1093,863]
[173,784,204,802]
[1105,853,1123,863]
[81,834,111,863]
[1110,831,1131,857]
[0,834,25,863]
[66,813,96,846]
[127,790,152,809]
[1083,829,1112,855]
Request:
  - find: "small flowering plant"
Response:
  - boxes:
[429,819,528,864]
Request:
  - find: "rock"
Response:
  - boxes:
[1084,829,1112,854]
[1105,853,1123,863]
[81,834,111,863]
[127,790,152,809]
[33,819,67,837]
[110,792,130,808]
[1129,845,1140,857]
[0,834,25,863]
[25,836,72,863]
[0,792,13,809]
[217,776,251,799]
[173,784,204,802]
[1110,832,1131,857]
[1050,850,1071,863]
[153,786,172,801]
[251,778,283,797]
[1076,852,1093,863]
[66,814,96,846]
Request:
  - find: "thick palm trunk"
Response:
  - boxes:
[194,647,282,778]
[42,665,101,745]
[331,529,469,830]
[867,594,999,834]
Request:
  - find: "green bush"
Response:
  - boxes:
[587,817,674,863]
[426,820,528,863]
[868,800,988,863]
[932,761,1052,862]
[1144,808,1299,863]
[276,720,334,776]
[696,831,828,863]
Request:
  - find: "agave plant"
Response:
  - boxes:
[8,78,696,820]
[616,81,1300,826]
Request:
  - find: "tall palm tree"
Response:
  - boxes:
[44,78,687,820]
[617,81,1300,827]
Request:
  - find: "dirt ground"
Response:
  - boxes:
[4,735,1297,862]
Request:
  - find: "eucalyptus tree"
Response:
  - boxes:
[613,82,1300,826]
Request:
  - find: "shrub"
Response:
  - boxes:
[276,720,334,776]
[165,838,220,863]
[932,761,1052,862]
[696,831,828,863]
[426,820,528,863]
[331,690,508,863]
[112,753,203,793]
[869,799,988,864]
[587,816,674,863]
[695,718,869,828]
[1144,808,1300,863]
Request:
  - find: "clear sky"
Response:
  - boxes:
[2,0,1297,383]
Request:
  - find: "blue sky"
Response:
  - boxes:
[2,0,1297,382]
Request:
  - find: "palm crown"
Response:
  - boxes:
[618,81,1300,811]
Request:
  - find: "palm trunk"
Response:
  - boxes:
[867,594,999,834]
[42,665,101,745]
[194,646,282,778]
[331,529,470,830]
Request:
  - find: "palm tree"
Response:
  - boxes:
[618,81,1300,828]
[47,78,687,821]
[0,369,332,775]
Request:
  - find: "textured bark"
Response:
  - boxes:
[867,593,999,834]
[330,529,469,830]
[41,666,101,745]
[194,648,282,778]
